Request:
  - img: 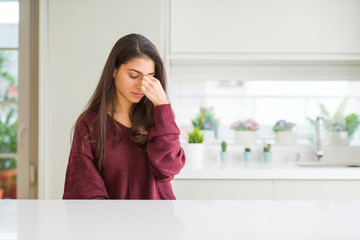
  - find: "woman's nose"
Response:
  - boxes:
[136,77,143,89]
[138,74,147,85]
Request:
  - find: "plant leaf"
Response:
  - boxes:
[319,103,329,117]
[333,97,348,123]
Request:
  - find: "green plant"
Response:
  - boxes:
[272,120,296,132]
[221,141,227,152]
[0,51,17,101]
[191,107,220,130]
[188,127,204,143]
[0,177,3,189]
[346,113,360,140]
[0,159,17,170]
[263,144,271,152]
[306,98,348,131]
[0,107,18,170]
[0,51,18,170]
[320,97,347,132]
[306,97,360,143]
[245,147,251,152]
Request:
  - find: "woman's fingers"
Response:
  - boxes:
[141,75,168,106]
[147,75,158,81]
[141,76,152,89]
[141,76,155,102]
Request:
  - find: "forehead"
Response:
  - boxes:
[122,57,155,74]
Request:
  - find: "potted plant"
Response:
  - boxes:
[191,107,220,144]
[231,119,259,145]
[220,141,229,162]
[272,120,297,145]
[0,107,18,198]
[263,144,272,162]
[243,147,252,162]
[183,127,204,167]
[0,52,18,199]
[0,160,17,198]
[321,98,348,146]
[307,97,360,146]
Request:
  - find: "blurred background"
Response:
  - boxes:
[0,0,360,199]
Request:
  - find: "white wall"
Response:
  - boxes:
[39,0,164,199]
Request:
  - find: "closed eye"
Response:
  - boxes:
[128,69,155,77]
[129,75,140,79]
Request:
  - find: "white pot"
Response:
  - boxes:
[234,131,257,146]
[324,131,348,146]
[275,131,297,145]
[199,130,215,144]
[182,143,204,168]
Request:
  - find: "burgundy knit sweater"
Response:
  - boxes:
[62,103,186,200]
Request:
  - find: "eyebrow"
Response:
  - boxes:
[128,69,155,75]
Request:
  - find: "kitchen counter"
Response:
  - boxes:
[1,200,360,240]
[177,144,360,180]
[175,161,360,179]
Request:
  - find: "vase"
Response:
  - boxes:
[234,131,257,145]
[182,143,204,168]
[275,131,297,145]
[263,152,272,162]
[243,151,253,162]
[220,152,229,162]
[200,130,215,144]
[0,169,17,198]
[324,131,347,146]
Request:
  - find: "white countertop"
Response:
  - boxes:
[175,161,360,180]
[177,144,360,180]
[1,200,360,240]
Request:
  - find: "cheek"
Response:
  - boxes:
[115,76,134,90]
[114,77,122,90]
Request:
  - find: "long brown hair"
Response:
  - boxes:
[74,33,167,176]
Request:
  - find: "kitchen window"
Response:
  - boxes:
[173,79,360,145]
[0,1,19,178]
[0,0,37,199]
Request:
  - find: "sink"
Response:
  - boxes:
[296,161,360,168]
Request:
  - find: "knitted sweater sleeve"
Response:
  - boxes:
[147,103,186,181]
[63,117,110,199]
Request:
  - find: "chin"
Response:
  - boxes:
[130,96,143,103]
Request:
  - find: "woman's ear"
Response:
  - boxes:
[113,69,117,78]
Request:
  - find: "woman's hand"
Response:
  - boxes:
[141,75,169,106]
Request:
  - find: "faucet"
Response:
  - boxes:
[315,115,324,161]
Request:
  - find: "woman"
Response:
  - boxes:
[63,33,186,199]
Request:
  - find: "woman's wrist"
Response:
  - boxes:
[154,100,169,107]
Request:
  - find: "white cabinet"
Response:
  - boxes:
[273,180,360,200]
[172,179,273,200]
[169,0,360,79]
[172,179,360,200]
[170,0,360,55]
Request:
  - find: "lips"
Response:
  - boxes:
[132,92,143,98]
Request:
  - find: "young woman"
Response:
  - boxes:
[63,33,186,200]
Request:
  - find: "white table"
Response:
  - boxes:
[1,200,360,240]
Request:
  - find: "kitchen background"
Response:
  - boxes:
[1,0,360,199]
